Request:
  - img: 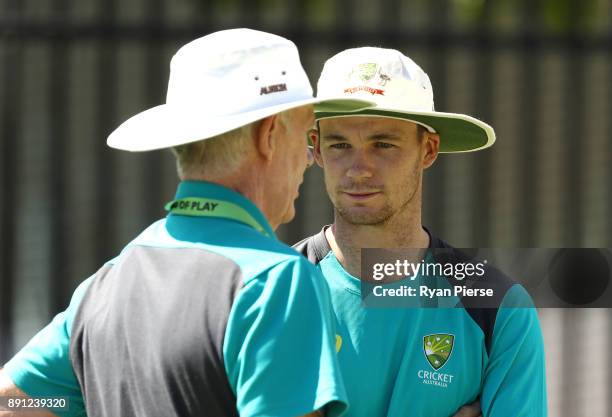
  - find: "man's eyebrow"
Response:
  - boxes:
[321,133,347,141]
[321,132,406,141]
[368,133,403,141]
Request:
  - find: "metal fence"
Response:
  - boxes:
[1,0,611,415]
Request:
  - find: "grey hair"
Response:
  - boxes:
[171,122,257,180]
[417,124,427,140]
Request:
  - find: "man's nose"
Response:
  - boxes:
[346,150,373,179]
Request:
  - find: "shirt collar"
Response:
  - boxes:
[168,180,276,239]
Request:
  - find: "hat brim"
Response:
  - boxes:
[315,108,495,153]
[108,98,374,152]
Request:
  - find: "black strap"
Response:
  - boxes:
[427,231,513,355]
[293,226,332,265]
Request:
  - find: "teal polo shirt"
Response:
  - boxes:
[3,181,348,417]
[294,228,548,417]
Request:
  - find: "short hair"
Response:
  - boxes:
[171,122,256,180]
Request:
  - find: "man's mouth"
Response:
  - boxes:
[342,191,381,200]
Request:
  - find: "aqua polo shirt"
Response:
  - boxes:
[294,227,547,417]
[3,181,348,417]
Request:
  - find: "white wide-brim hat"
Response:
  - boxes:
[107,29,374,152]
[315,47,496,153]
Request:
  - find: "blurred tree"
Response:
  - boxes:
[186,0,603,33]
[540,0,599,32]
[450,0,601,32]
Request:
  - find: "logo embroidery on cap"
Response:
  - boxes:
[344,86,385,95]
[378,72,391,86]
[357,63,378,81]
[344,63,391,95]
[260,83,287,95]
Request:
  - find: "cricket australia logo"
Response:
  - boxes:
[424,334,454,370]
[417,334,456,388]
[345,63,387,96]
[356,63,378,81]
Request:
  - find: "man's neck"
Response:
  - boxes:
[184,158,281,230]
[325,210,430,279]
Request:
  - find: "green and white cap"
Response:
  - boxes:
[315,47,496,153]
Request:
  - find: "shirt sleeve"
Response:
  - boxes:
[2,277,94,417]
[481,284,548,417]
[223,257,348,417]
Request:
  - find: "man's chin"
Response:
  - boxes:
[336,206,393,226]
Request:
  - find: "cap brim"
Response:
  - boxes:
[108,97,374,152]
[315,108,495,153]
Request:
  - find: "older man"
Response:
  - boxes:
[0,29,371,417]
[296,47,547,417]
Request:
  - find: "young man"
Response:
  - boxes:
[295,47,547,417]
[0,29,372,417]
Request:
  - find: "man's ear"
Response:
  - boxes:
[309,128,324,168]
[422,132,440,169]
[254,114,281,162]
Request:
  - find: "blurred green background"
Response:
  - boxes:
[1,0,611,415]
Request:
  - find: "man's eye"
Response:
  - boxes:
[375,142,395,149]
[330,143,351,149]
